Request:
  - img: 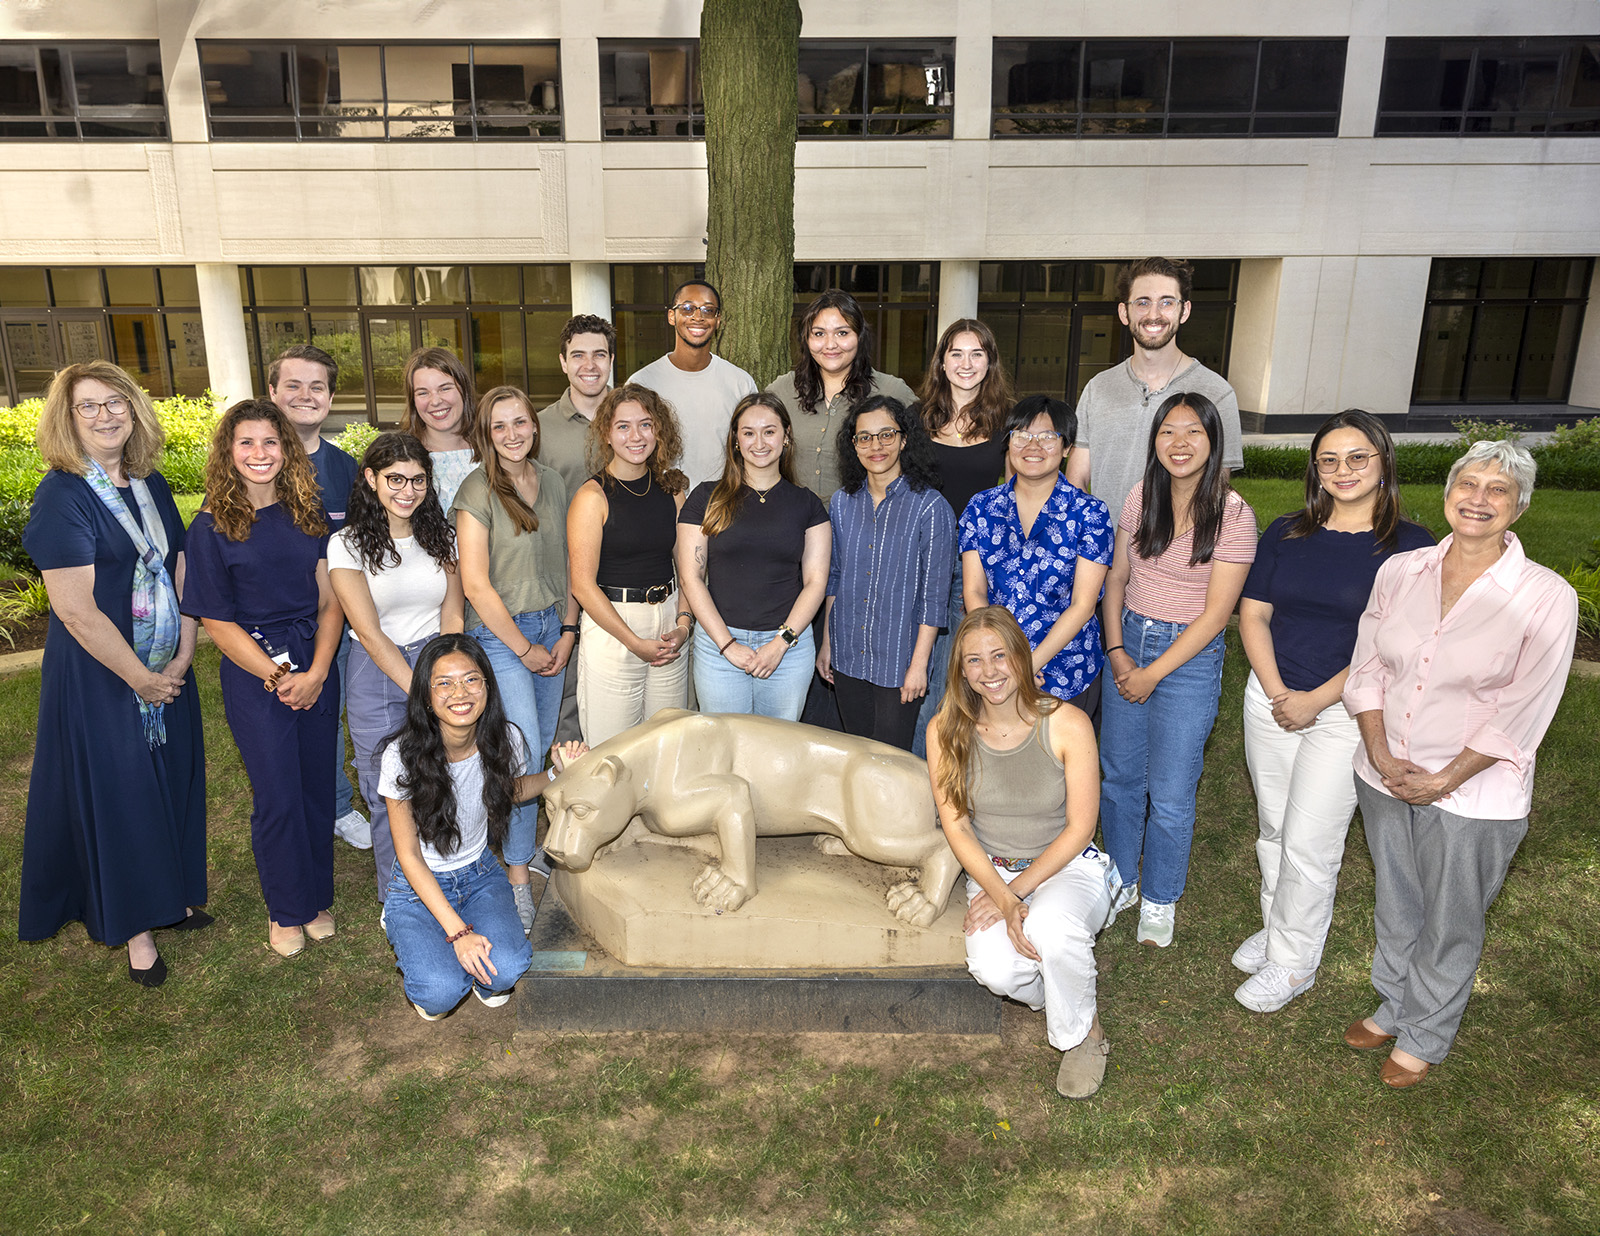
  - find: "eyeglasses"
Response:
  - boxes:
[430,673,487,696]
[382,473,429,492]
[72,397,130,419]
[671,303,721,319]
[1315,451,1376,474]
[1128,297,1182,313]
[852,428,903,448]
[1009,430,1063,446]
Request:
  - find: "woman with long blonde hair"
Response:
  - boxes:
[926,606,1115,1100]
[566,383,691,745]
[183,398,344,959]
[453,385,577,931]
[675,391,830,720]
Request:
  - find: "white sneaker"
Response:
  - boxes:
[474,987,512,1008]
[334,809,373,850]
[1136,900,1175,948]
[1234,962,1316,1013]
[410,999,445,1022]
[1231,928,1269,975]
[511,882,536,936]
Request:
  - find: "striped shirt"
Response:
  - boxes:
[827,476,956,689]
[1119,481,1257,624]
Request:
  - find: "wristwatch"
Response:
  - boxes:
[779,626,799,646]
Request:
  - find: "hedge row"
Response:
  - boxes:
[1242,443,1600,490]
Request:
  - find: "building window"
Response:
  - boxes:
[798,41,954,138]
[1378,38,1600,135]
[0,267,203,404]
[991,39,1345,137]
[198,42,562,140]
[1412,258,1592,404]
[600,41,701,139]
[978,260,1237,400]
[240,265,572,422]
[0,43,167,139]
[792,264,939,386]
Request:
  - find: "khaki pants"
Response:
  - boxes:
[576,598,689,748]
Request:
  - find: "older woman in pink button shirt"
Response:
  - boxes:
[1339,441,1577,1089]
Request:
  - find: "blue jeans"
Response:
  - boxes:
[1098,608,1226,906]
[383,852,533,1015]
[692,623,814,721]
[333,627,355,816]
[472,605,564,867]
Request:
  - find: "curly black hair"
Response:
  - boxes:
[834,394,942,496]
[386,634,522,858]
[344,432,457,574]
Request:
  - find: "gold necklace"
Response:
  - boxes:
[612,470,651,497]
[748,480,779,504]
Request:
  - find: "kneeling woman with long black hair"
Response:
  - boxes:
[379,633,586,1020]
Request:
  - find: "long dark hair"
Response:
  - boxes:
[345,432,456,573]
[701,392,798,537]
[918,318,1014,443]
[388,634,520,858]
[792,290,876,414]
[1287,409,1406,553]
[834,394,942,496]
[1133,392,1233,566]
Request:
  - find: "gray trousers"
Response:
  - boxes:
[1356,776,1528,1064]
[346,636,430,901]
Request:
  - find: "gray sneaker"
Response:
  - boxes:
[511,881,536,936]
[1056,1032,1111,1099]
[1137,899,1175,948]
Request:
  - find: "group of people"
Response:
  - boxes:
[18,259,1578,1101]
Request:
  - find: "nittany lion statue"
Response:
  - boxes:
[543,709,962,929]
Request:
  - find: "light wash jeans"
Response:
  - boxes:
[692,623,814,721]
[333,627,355,816]
[1098,608,1226,906]
[383,852,533,1016]
[471,604,564,867]
[345,634,432,900]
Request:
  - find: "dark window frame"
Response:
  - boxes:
[798,39,955,139]
[991,37,1346,138]
[0,41,169,140]
[599,39,703,140]
[198,40,563,141]
[1376,37,1600,136]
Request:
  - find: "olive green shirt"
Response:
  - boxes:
[536,387,601,505]
[451,461,569,632]
[766,369,918,503]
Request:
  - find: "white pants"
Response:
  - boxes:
[576,598,689,748]
[1242,671,1362,973]
[964,848,1112,1050]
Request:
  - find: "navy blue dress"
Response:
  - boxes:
[183,503,337,927]
[19,470,206,947]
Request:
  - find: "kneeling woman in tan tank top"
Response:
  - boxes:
[926,606,1117,1099]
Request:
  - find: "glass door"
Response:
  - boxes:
[360,312,470,425]
[1,318,56,402]
[1069,306,1129,400]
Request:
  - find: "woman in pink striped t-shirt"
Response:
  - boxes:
[1098,392,1256,949]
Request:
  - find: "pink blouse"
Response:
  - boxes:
[1119,482,1257,624]
[1343,533,1578,820]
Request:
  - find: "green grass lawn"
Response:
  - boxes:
[1233,478,1599,571]
[1,642,1596,1235]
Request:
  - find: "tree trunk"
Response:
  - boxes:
[701,0,801,388]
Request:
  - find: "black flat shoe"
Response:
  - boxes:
[156,908,214,933]
[128,955,168,988]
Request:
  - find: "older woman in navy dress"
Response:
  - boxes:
[184,399,343,960]
[18,361,206,987]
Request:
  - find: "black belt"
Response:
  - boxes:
[601,583,672,604]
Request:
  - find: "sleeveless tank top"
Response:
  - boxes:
[968,713,1065,860]
[594,472,677,589]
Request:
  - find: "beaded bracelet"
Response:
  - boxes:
[445,924,474,944]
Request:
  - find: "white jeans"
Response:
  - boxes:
[576,598,689,748]
[1242,671,1362,973]
[964,847,1112,1051]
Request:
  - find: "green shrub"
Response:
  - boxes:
[1549,416,1600,452]
[1454,416,1527,446]
[1244,441,1600,490]
[332,420,381,463]
[0,400,44,451]
[1564,560,1600,638]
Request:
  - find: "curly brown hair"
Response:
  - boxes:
[203,399,328,542]
[584,383,688,496]
[37,360,165,477]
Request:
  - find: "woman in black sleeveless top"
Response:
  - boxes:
[567,383,691,746]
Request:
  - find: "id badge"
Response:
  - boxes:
[250,628,299,674]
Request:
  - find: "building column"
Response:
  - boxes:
[937,260,979,336]
[569,262,612,323]
[1565,262,1600,410]
[195,263,252,406]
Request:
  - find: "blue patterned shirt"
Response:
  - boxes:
[959,475,1114,701]
[827,476,956,690]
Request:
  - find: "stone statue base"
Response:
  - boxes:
[551,830,967,970]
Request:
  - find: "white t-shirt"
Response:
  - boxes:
[378,724,530,872]
[327,532,450,647]
[627,353,758,491]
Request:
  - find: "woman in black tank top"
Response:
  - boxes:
[567,384,691,747]
[926,606,1116,1101]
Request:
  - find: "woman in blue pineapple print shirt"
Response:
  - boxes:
[960,395,1114,721]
